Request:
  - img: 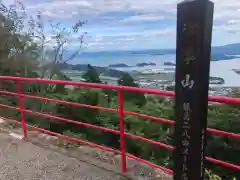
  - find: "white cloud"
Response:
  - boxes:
[120,14,165,23]
[21,0,240,28]
[84,26,175,50]
[228,20,240,25]
[213,23,240,34]
[2,0,240,22]
[1,0,240,50]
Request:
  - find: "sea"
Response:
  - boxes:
[70,54,240,87]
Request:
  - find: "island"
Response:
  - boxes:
[108,63,130,68]
[164,62,176,66]
[108,62,156,68]
[233,69,240,75]
[136,62,156,67]
[209,76,225,85]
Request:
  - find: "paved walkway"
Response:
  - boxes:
[0,133,128,180]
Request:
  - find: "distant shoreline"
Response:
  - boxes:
[78,43,240,62]
[108,62,156,68]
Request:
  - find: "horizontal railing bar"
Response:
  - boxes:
[0,115,21,125]
[24,109,120,135]
[0,90,116,112]
[205,157,240,171]
[27,124,121,154]
[0,103,120,134]
[0,90,177,126]
[22,93,118,113]
[125,153,174,174]
[0,103,20,110]
[0,115,239,172]
[0,92,239,139]
[208,95,240,104]
[0,90,19,96]
[0,76,174,96]
[0,93,176,150]
[27,124,176,174]
[1,115,174,174]
[124,110,175,125]
[125,131,240,172]
[0,104,175,151]
[24,117,240,171]
[0,115,120,154]
[29,125,175,174]
[125,132,175,151]
[207,128,240,139]
[0,107,174,151]
[0,76,240,103]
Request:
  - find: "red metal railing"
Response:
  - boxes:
[0,76,239,174]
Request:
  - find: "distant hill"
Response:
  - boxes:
[212,43,240,55]
[58,63,125,77]
[109,63,131,68]
[210,43,240,61]
[79,43,240,61]
[108,62,156,68]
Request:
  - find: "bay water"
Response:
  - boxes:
[71,54,240,87]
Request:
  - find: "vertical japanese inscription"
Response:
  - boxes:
[179,21,198,180]
[181,102,191,180]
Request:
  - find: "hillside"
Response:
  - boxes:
[58,63,125,77]
[212,43,240,55]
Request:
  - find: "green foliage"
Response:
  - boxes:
[118,73,137,87]
[205,169,237,180]
[118,73,146,106]
[205,169,222,180]
[82,64,101,83]
[0,0,87,128]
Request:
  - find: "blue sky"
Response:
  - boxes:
[3,0,240,51]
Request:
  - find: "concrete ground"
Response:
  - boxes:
[0,132,128,180]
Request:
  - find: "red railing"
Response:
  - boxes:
[0,76,239,175]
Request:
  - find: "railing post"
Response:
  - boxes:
[118,89,127,173]
[16,80,27,138]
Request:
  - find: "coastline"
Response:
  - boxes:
[63,57,240,95]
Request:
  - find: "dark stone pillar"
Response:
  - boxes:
[173,0,214,180]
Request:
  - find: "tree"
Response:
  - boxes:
[166,85,175,91]
[22,4,87,116]
[0,2,39,77]
[26,10,87,80]
[118,73,146,106]
[0,2,42,120]
[0,1,88,130]
[118,73,137,87]
[82,64,101,83]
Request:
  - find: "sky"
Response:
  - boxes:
[2,0,240,51]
